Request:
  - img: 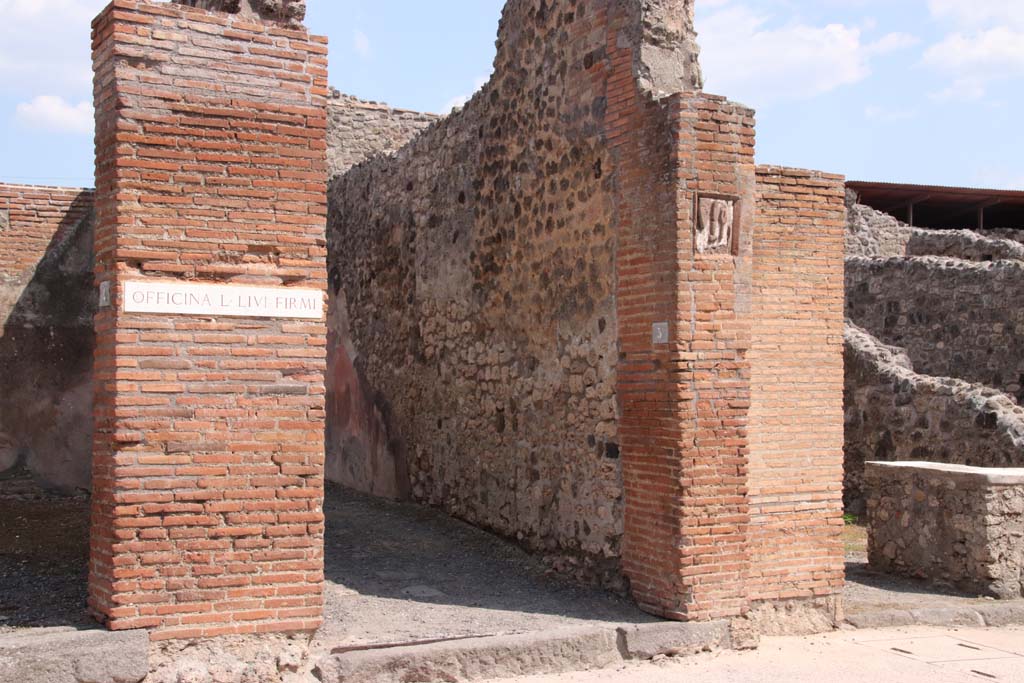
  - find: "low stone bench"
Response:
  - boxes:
[865,461,1024,599]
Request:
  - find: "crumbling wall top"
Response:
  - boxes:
[173,0,306,29]
[632,0,704,94]
[491,0,702,99]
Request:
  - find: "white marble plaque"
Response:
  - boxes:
[122,281,323,320]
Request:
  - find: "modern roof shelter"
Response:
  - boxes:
[848,181,1024,231]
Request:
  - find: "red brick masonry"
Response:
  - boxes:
[748,166,846,606]
[88,0,329,639]
[0,184,94,278]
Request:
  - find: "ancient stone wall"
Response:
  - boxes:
[0,184,95,491]
[845,195,911,258]
[846,198,1024,261]
[325,93,437,178]
[747,167,845,615]
[328,0,630,587]
[89,0,328,638]
[846,257,1024,398]
[865,461,1024,599]
[980,228,1024,245]
[843,324,1024,512]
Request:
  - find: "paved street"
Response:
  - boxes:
[490,626,1024,683]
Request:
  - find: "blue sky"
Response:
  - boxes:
[1,0,1022,189]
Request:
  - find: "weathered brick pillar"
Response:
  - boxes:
[609,2,756,617]
[89,0,328,638]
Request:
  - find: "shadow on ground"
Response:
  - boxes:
[841,522,1008,616]
[0,475,91,631]
[318,483,655,647]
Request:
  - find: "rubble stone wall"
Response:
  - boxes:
[325,93,437,178]
[843,324,1024,512]
[865,461,1024,599]
[747,167,846,608]
[0,184,95,491]
[327,0,638,587]
[846,257,1024,398]
[980,228,1024,245]
[845,199,1024,261]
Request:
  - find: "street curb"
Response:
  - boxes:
[313,626,620,683]
[0,627,150,683]
[846,603,1024,630]
[313,620,745,682]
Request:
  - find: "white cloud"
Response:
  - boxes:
[699,5,917,104]
[353,30,371,60]
[928,0,1024,28]
[0,0,105,92]
[864,105,916,122]
[443,75,491,113]
[0,0,100,21]
[15,95,93,134]
[924,1,1024,100]
[924,28,1024,73]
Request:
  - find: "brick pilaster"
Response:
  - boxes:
[608,9,756,620]
[89,0,328,638]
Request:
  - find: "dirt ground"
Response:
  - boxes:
[0,473,91,632]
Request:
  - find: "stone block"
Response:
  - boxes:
[0,628,148,683]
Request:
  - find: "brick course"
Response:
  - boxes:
[88,0,328,638]
[747,167,846,609]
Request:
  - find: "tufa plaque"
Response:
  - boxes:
[696,196,737,255]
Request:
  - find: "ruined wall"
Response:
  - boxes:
[0,184,95,491]
[866,461,1024,599]
[845,198,1024,261]
[845,195,911,258]
[327,0,846,622]
[846,257,1024,398]
[980,228,1024,245]
[747,167,845,613]
[843,324,1024,512]
[173,0,306,28]
[325,93,437,178]
[327,0,632,586]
